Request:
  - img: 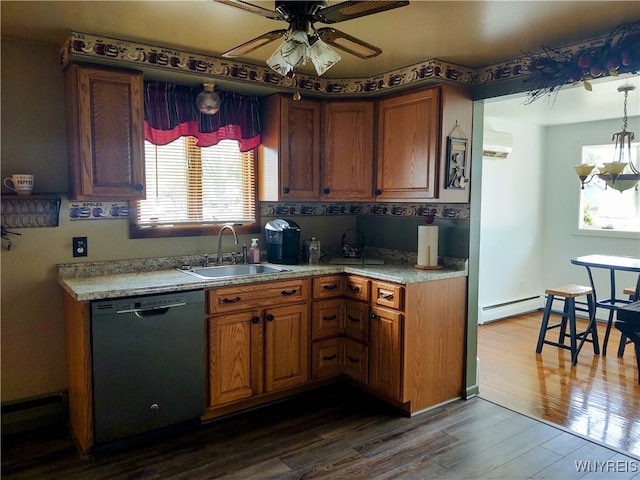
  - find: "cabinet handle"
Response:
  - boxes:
[222,296,242,303]
[281,289,298,296]
[322,354,337,361]
[378,291,394,300]
[322,315,337,321]
[347,355,360,363]
[347,284,361,292]
[375,189,382,196]
[266,314,275,322]
[323,188,330,195]
[251,316,261,324]
[283,187,290,194]
[134,183,144,191]
[322,284,338,290]
[347,315,360,323]
[369,312,376,319]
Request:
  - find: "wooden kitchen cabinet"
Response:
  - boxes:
[376,84,473,203]
[322,101,375,201]
[259,94,321,201]
[368,304,403,400]
[64,64,145,200]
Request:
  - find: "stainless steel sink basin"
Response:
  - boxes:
[179,264,289,280]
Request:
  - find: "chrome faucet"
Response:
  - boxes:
[217,225,238,263]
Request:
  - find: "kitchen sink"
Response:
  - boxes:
[179,264,290,280]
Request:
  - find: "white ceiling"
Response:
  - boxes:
[1,1,639,125]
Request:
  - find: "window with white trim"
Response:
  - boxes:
[130,137,258,238]
[578,143,640,232]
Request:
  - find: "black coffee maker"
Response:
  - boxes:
[264,219,300,265]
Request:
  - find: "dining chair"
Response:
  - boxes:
[615,301,640,384]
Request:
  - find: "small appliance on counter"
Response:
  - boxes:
[265,219,300,264]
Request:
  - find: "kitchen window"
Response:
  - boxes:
[577,143,640,233]
[129,138,260,238]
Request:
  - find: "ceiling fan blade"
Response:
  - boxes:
[221,30,287,58]
[213,0,285,20]
[316,1,409,24]
[317,28,382,59]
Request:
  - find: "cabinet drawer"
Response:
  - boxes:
[344,299,369,343]
[207,279,309,314]
[342,338,368,384]
[311,338,341,379]
[312,299,343,340]
[371,281,404,310]
[312,275,345,299]
[344,276,369,302]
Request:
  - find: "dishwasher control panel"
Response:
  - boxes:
[92,292,199,316]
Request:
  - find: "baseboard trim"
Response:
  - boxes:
[1,393,68,435]
[479,296,542,324]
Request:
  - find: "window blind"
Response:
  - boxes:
[137,138,256,227]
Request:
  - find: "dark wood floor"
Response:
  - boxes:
[2,385,639,479]
[478,312,640,459]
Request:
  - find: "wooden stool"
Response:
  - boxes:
[615,301,640,384]
[536,284,599,365]
[617,287,639,356]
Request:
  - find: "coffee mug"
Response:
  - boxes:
[3,174,34,195]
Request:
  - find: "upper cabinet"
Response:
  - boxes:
[376,84,473,203]
[64,64,145,201]
[259,95,375,202]
[322,101,375,201]
[259,94,321,201]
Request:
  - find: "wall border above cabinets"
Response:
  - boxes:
[59,30,615,99]
[261,202,469,221]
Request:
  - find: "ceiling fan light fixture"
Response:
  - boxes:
[309,38,341,76]
[266,30,311,77]
[196,83,221,115]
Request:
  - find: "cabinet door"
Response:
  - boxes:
[208,310,263,406]
[65,64,145,200]
[264,303,309,392]
[311,338,341,379]
[369,305,403,400]
[342,338,368,384]
[322,101,374,201]
[376,88,440,201]
[312,298,343,340]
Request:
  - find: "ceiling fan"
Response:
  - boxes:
[214,0,410,77]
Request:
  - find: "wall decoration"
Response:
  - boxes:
[69,201,129,221]
[445,137,468,190]
[261,202,470,220]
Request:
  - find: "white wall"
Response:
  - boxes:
[542,117,640,304]
[478,118,545,323]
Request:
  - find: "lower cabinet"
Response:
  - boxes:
[368,305,402,400]
[206,279,310,409]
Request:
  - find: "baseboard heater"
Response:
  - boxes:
[1,392,68,435]
[479,296,541,324]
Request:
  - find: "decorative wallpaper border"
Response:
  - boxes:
[58,30,611,97]
[261,202,470,221]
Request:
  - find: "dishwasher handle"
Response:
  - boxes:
[117,301,187,315]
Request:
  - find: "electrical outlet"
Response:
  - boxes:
[72,237,87,257]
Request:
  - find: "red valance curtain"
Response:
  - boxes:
[143,82,261,152]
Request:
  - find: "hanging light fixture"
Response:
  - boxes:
[196,83,221,115]
[575,85,639,193]
[266,28,341,78]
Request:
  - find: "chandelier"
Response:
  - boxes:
[575,85,639,193]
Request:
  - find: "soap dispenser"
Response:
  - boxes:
[248,238,260,264]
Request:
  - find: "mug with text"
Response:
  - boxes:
[3,174,34,195]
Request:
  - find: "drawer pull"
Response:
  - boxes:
[347,284,361,292]
[251,316,261,324]
[322,354,338,361]
[281,289,298,296]
[222,296,242,304]
[347,315,360,323]
[266,314,275,322]
[378,291,394,300]
[322,284,338,290]
[347,355,360,363]
[322,315,337,321]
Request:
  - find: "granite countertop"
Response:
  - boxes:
[58,257,468,302]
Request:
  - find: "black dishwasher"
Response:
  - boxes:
[91,290,205,445]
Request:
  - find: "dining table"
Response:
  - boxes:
[571,254,640,356]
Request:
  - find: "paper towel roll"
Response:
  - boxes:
[417,225,438,266]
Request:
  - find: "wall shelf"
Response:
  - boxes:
[1,194,62,228]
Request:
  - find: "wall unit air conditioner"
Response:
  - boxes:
[483,130,513,158]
